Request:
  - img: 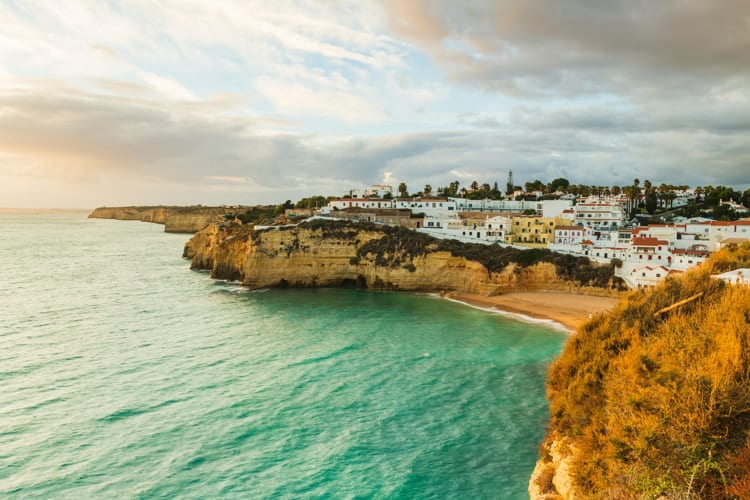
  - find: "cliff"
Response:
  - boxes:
[88,206,242,233]
[530,242,750,499]
[183,219,623,295]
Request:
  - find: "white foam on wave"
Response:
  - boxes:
[433,293,572,333]
[211,280,251,294]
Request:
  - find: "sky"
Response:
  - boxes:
[1,0,749,208]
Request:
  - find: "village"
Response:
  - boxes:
[280,182,750,289]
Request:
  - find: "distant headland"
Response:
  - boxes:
[88,205,248,233]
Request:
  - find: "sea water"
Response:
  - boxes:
[0,211,565,499]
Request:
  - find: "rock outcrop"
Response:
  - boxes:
[528,438,577,500]
[89,206,242,233]
[184,220,623,295]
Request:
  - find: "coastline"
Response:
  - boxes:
[444,291,620,332]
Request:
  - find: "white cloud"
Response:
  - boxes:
[255,78,384,123]
[1,1,749,208]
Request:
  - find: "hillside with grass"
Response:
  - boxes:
[531,243,750,499]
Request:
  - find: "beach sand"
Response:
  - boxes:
[446,291,620,332]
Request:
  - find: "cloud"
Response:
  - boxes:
[2,79,749,208]
[2,1,749,208]
[255,77,384,123]
[384,0,750,97]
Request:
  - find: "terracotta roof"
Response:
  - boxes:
[332,198,389,202]
[582,239,595,245]
[395,197,449,202]
[554,225,583,230]
[672,248,710,256]
[631,265,670,273]
[632,237,669,246]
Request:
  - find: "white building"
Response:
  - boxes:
[349,184,393,198]
[364,184,393,198]
[447,198,572,217]
[553,226,585,246]
[624,265,677,288]
[327,198,395,212]
[417,214,511,245]
[719,199,749,214]
[573,198,626,230]
[325,197,456,217]
[391,197,456,216]
[712,268,750,286]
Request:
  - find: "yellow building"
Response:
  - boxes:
[505,216,566,247]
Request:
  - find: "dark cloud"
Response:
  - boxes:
[2,82,748,208]
[385,0,750,97]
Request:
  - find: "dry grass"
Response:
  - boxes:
[546,243,750,498]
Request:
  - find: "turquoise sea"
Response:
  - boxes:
[0,211,565,498]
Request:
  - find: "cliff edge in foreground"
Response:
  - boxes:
[530,243,750,499]
[88,206,240,233]
[183,219,623,296]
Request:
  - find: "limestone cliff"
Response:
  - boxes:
[89,206,242,233]
[184,219,623,295]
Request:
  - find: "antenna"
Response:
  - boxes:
[506,170,514,195]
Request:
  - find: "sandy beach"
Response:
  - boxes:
[446,291,620,332]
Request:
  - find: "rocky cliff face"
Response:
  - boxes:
[89,206,239,233]
[184,220,621,295]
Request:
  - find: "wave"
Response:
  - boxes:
[436,294,571,333]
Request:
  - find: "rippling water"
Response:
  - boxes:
[0,211,565,498]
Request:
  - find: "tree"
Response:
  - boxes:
[550,177,570,192]
[710,204,738,221]
[423,184,432,196]
[625,179,642,218]
[470,180,479,192]
[295,195,328,209]
[741,188,750,208]
[524,179,545,192]
[398,182,409,197]
[642,180,658,214]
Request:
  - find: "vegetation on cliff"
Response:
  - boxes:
[286,220,622,289]
[537,243,750,498]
